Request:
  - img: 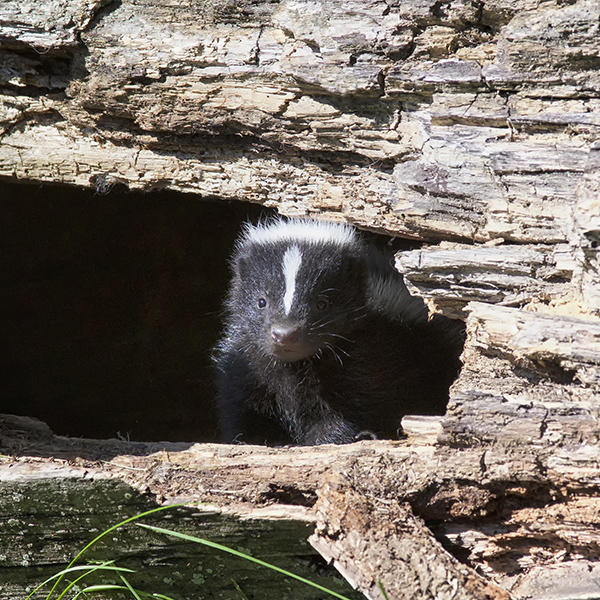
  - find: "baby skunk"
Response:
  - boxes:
[214,218,463,446]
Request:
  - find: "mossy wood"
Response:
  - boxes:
[0,462,358,600]
[1,0,599,599]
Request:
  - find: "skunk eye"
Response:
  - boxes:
[316,299,329,311]
[257,297,267,309]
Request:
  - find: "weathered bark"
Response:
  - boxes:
[309,484,511,600]
[1,0,598,239]
[396,243,577,319]
[1,0,600,599]
[1,0,598,310]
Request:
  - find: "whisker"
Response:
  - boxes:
[312,307,368,330]
[329,343,350,358]
[322,332,354,343]
[324,342,345,367]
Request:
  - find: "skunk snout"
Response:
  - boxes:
[270,322,315,362]
[271,324,301,346]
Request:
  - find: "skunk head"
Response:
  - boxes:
[227,219,368,363]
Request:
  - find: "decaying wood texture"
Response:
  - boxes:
[3,301,598,599]
[309,484,511,600]
[1,0,600,599]
[396,244,577,319]
[1,0,598,245]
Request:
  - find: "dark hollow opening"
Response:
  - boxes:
[0,180,268,442]
[1,180,461,443]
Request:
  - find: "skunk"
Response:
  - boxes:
[214,218,463,445]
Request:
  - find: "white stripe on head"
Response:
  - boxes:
[282,245,302,315]
[244,218,357,249]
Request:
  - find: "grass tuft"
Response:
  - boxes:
[30,504,355,600]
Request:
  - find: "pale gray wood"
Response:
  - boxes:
[396,244,576,319]
[1,0,597,316]
[309,484,510,600]
[0,0,597,250]
[0,0,107,47]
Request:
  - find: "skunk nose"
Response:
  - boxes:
[271,324,301,347]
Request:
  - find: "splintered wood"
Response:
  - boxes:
[309,483,511,600]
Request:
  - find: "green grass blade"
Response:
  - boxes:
[377,580,391,600]
[231,579,251,600]
[27,563,135,600]
[33,503,189,599]
[137,523,354,600]
[56,563,139,600]
[119,574,143,600]
[73,584,177,600]
[73,584,125,598]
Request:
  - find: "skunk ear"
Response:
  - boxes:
[232,252,247,278]
[231,245,255,281]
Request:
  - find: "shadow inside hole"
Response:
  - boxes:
[1,180,464,444]
[0,180,270,442]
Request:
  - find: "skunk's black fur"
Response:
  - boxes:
[214,218,464,445]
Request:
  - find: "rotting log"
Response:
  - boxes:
[1,0,598,312]
[3,287,600,598]
[396,244,577,320]
[1,0,598,241]
[1,292,600,598]
[1,0,600,599]
[3,298,599,598]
